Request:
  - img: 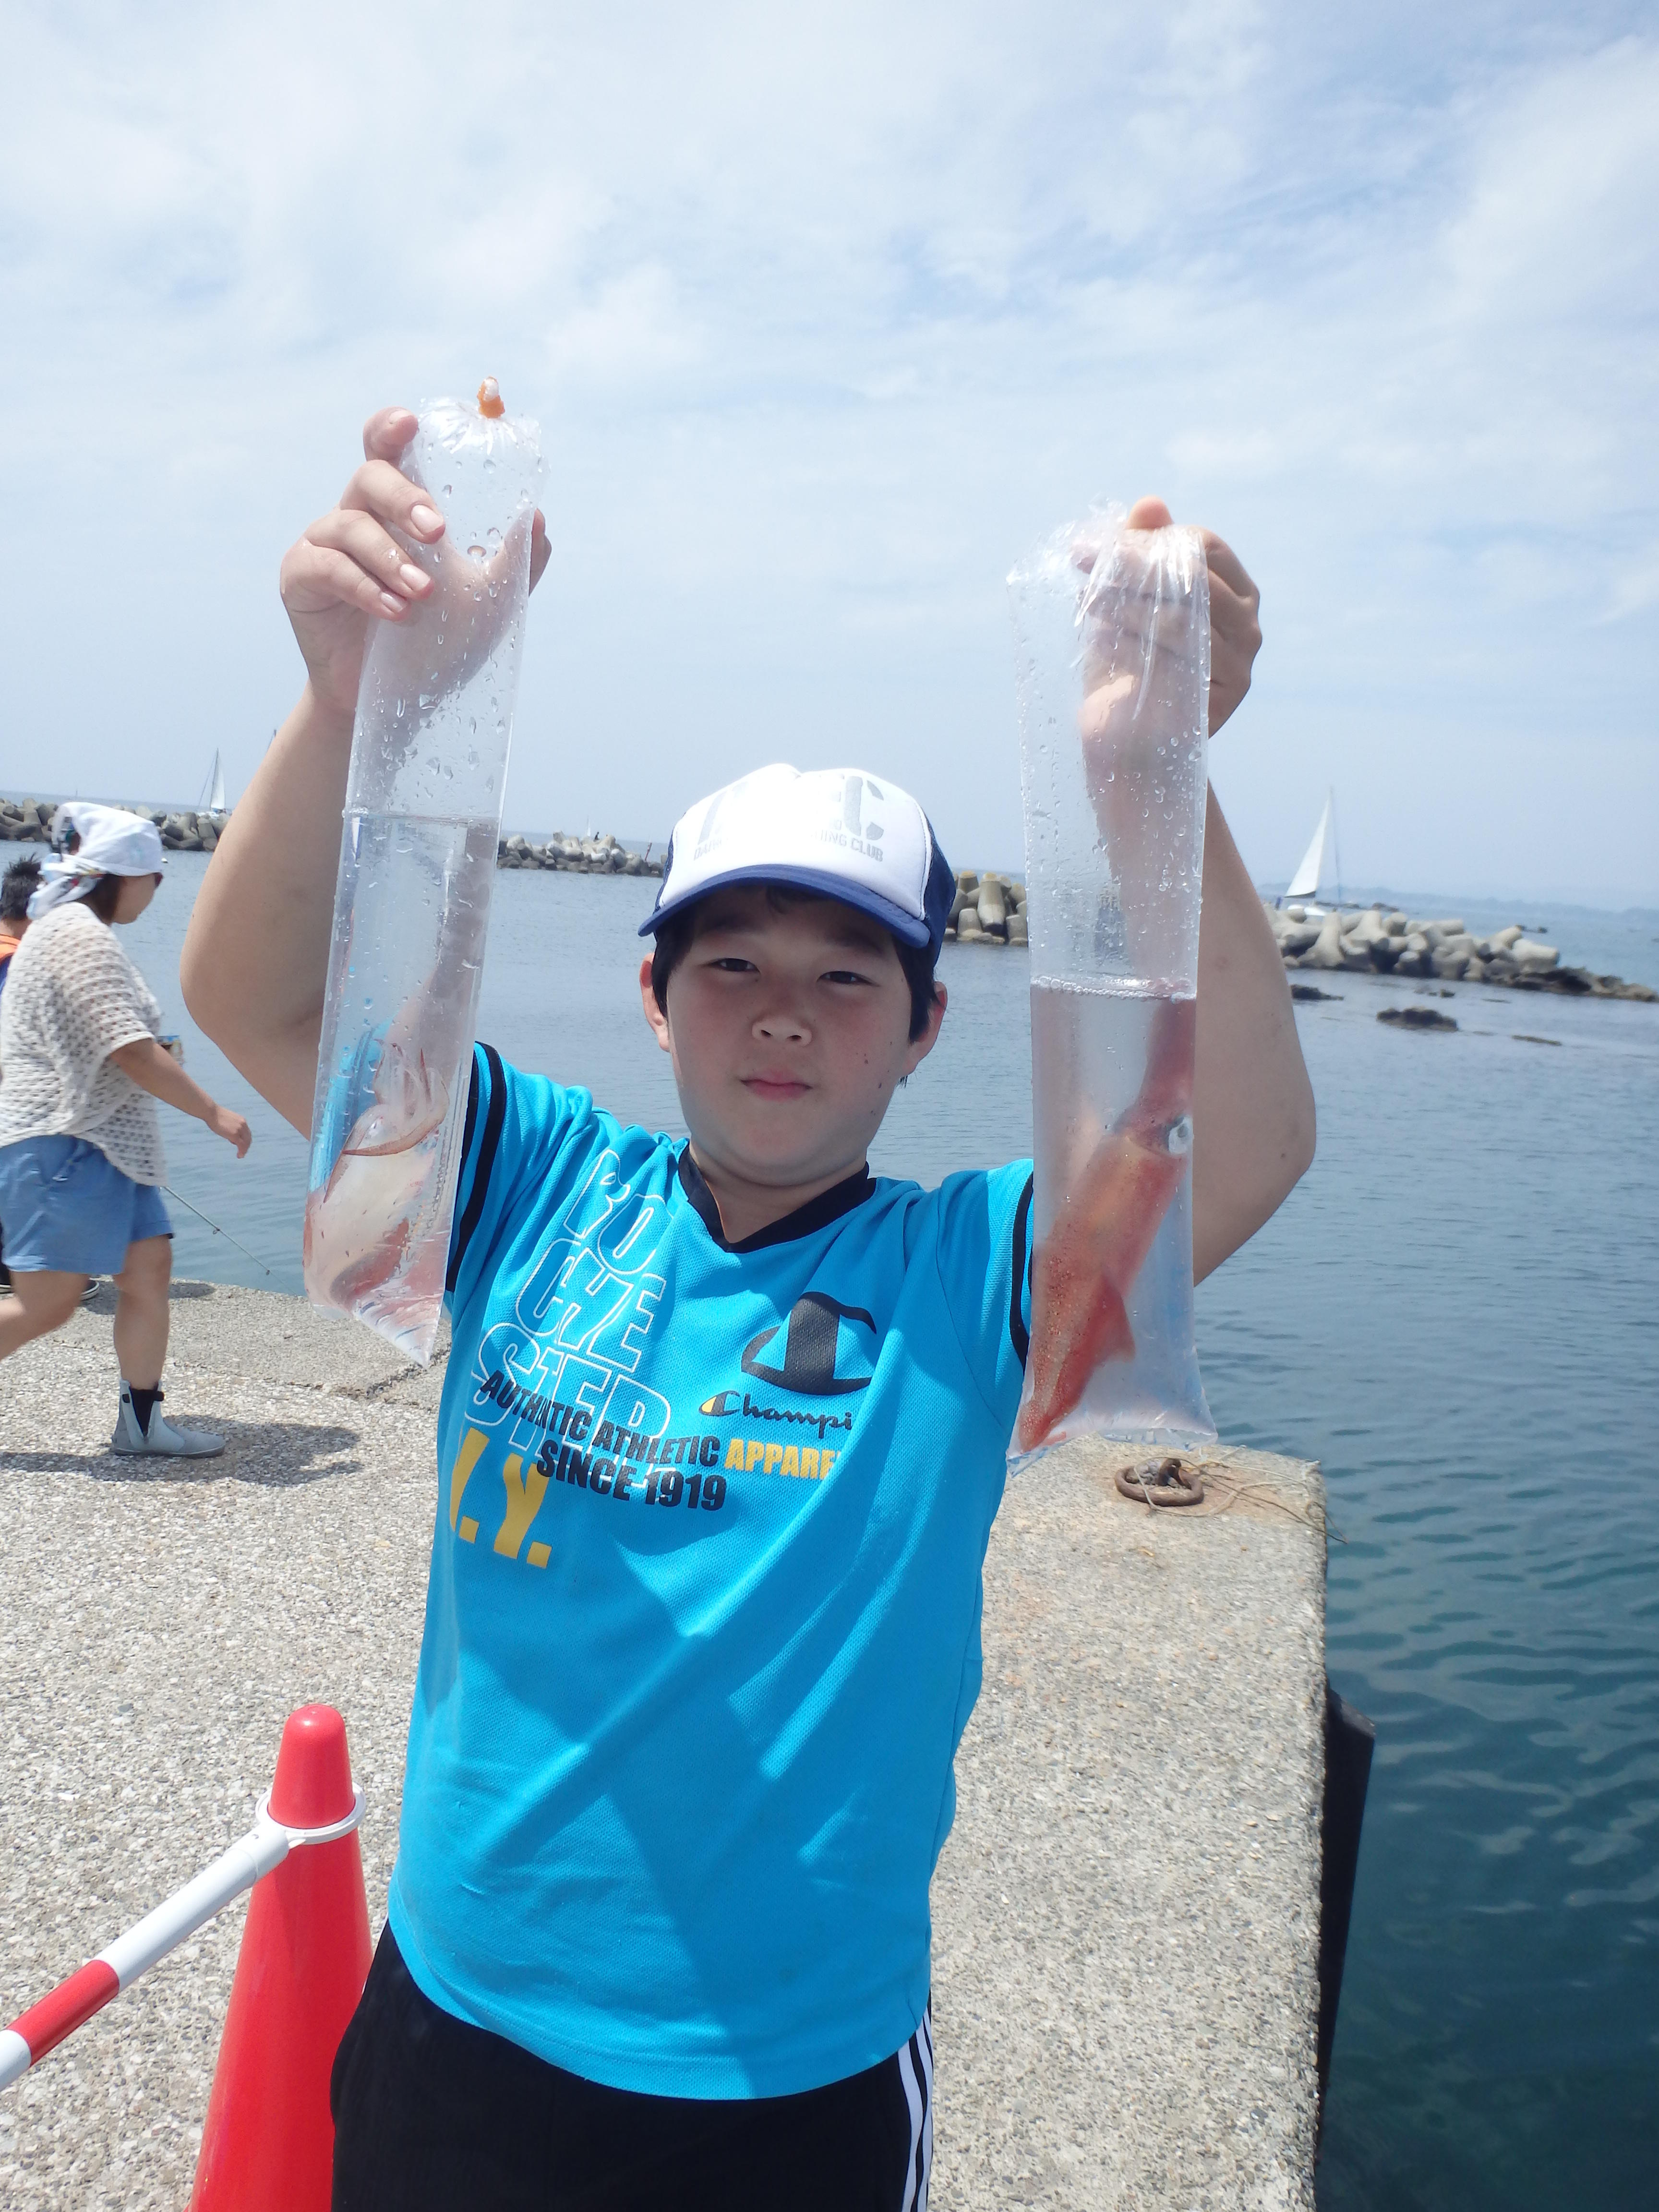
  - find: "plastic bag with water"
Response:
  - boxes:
[1007,505,1216,1460]
[303,382,542,1361]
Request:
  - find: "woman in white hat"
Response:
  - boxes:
[0,804,252,1456]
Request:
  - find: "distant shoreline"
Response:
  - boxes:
[0,796,662,878]
[5,793,1653,997]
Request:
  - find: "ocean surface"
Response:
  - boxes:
[101,860,1659,2206]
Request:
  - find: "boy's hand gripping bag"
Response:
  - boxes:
[1008,505,1217,1460]
[303,381,542,1361]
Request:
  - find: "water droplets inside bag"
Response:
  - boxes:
[1007,505,1217,1460]
[303,389,543,1361]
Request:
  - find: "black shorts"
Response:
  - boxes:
[331,1927,934,2212]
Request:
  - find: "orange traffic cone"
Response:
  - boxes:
[189,1706,373,2212]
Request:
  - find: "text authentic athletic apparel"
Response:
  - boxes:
[389,1046,1034,2099]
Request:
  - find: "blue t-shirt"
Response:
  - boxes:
[389,1045,1034,2098]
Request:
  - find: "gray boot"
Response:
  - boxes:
[111,1382,224,1459]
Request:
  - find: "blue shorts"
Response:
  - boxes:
[0,1136,171,1275]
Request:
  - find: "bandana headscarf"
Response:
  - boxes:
[27,803,166,919]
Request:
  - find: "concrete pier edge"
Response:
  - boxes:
[0,1284,1325,2209]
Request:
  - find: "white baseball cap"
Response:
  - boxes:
[640,764,957,956]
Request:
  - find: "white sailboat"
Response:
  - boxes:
[198,748,227,816]
[1285,789,1340,911]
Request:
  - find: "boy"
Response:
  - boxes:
[184,409,1312,2210]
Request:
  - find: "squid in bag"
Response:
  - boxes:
[1008,506,1216,1458]
[303,380,543,1361]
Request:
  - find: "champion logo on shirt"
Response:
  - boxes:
[738,1293,876,1397]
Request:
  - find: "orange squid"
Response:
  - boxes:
[1017,997,1196,1452]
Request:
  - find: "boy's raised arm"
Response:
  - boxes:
[1147,499,1314,1278]
[1191,785,1315,1278]
[180,409,548,1132]
[1071,496,1314,1280]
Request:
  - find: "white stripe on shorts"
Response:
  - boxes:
[897,2000,934,2212]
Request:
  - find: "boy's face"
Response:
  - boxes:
[639,886,946,1195]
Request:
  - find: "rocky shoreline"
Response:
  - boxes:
[0,796,232,854]
[1264,901,1655,1001]
[0,797,662,877]
[496,830,661,877]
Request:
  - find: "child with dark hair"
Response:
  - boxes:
[0,853,41,995]
[184,405,1313,2211]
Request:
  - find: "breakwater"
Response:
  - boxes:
[497,831,660,877]
[1266,901,1655,1001]
[0,797,661,877]
[945,869,1028,945]
[0,797,229,854]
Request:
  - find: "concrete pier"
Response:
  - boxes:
[934,1441,1325,2208]
[0,1285,1326,2209]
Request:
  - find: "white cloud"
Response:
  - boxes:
[0,0,1653,899]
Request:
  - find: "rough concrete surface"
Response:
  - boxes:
[933,1439,1326,2210]
[0,1285,441,2209]
[0,1286,1324,2208]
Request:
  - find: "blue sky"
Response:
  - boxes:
[2,0,1654,902]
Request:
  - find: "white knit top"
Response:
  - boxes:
[0,903,167,1185]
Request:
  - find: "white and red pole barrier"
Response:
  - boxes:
[0,1778,364,2092]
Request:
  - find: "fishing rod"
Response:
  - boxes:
[161,1184,272,1277]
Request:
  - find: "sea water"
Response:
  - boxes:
[1021,976,1210,1450]
[303,812,497,1359]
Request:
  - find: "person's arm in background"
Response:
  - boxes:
[180,409,550,1130]
[1119,497,1314,1279]
[108,1037,252,1156]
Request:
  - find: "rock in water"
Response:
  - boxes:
[1379,1005,1457,1031]
[1511,938,1559,972]
[1309,912,1345,970]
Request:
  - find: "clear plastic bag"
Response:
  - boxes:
[303,383,543,1361]
[1007,505,1216,1460]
